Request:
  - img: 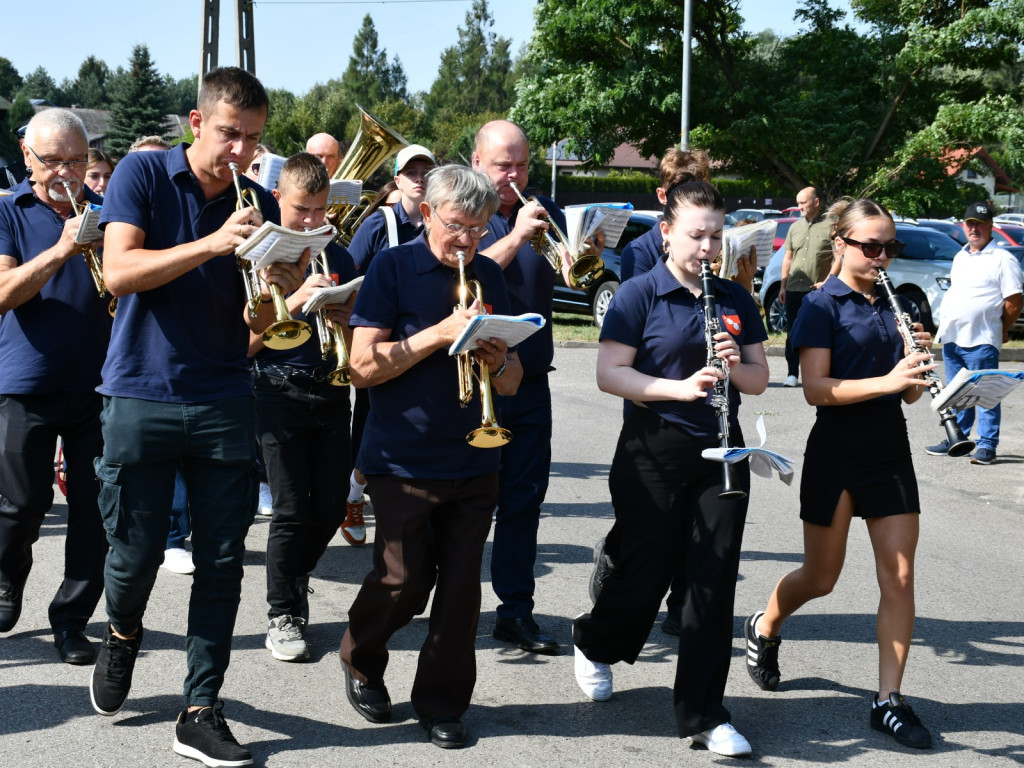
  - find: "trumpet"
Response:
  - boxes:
[508,181,604,289]
[311,249,351,386]
[61,181,116,317]
[455,250,511,448]
[229,162,312,351]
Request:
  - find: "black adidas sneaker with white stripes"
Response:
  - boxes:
[743,611,781,692]
[870,692,933,749]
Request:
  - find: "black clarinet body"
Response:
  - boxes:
[875,268,975,457]
[700,260,746,499]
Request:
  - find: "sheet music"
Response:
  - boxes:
[563,203,633,251]
[722,219,777,276]
[701,414,795,484]
[448,313,546,356]
[301,276,365,314]
[328,180,363,208]
[236,223,336,268]
[930,367,1024,412]
[255,152,286,191]
[74,204,103,244]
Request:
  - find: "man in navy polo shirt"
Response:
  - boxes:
[472,120,573,655]
[0,108,111,665]
[340,165,521,749]
[90,67,305,768]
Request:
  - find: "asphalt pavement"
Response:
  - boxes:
[1,348,1022,767]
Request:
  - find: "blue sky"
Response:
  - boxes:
[3,1,860,99]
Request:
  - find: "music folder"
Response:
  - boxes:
[236,223,336,269]
[701,415,795,484]
[301,276,365,315]
[74,203,103,244]
[448,313,546,356]
[930,367,1024,412]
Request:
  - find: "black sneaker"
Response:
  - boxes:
[870,693,933,749]
[744,612,781,691]
[589,537,617,605]
[173,701,253,767]
[90,624,143,716]
[0,574,23,633]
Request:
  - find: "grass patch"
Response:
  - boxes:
[553,312,600,343]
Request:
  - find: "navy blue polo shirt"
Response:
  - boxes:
[601,258,767,440]
[790,275,903,406]
[348,202,423,275]
[0,179,111,394]
[351,234,512,479]
[621,223,664,282]
[255,241,356,369]
[99,143,280,403]
[477,196,565,377]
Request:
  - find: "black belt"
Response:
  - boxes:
[253,361,330,384]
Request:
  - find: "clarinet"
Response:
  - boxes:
[875,268,975,457]
[700,260,746,499]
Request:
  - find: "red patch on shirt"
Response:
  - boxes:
[484,302,494,315]
[330,272,339,285]
[722,314,742,335]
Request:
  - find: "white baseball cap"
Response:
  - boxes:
[395,144,437,175]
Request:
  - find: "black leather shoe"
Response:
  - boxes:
[493,616,559,655]
[421,717,467,749]
[661,610,682,637]
[0,575,23,633]
[55,629,95,665]
[343,663,391,723]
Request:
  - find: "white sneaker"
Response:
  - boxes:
[574,644,612,701]
[161,547,195,575]
[782,375,799,388]
[265,615,309,662]
[258,483,274,516]
[691,722,752,757]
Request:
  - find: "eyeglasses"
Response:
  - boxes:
[433,211,489,240]
[27,145,88,172]
[840,236,904,259]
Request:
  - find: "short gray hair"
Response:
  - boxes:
[128,135,172,153]
[424,164,499,221]
[24,108,88,146]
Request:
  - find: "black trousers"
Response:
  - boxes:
[0,392,107,632]
[573,407,749,738]
[341,472,496,722]
[253,369,351,618]
[784,290,808,376]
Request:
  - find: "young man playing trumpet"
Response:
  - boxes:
[93,67,305,767]
[249,152,357,663]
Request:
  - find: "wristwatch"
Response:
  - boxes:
[491,357,508,378]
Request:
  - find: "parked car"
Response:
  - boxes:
[994,213,1024,225]
[726,208,785,225]
[552,212,660,327]
[917,218,967,246]
[998,246,1024,336]
[772,217,798,252]
[992,222,1024,246]
[759,223,962,333]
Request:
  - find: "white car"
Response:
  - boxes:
[759,223,962,333]
[994,213,1024,225]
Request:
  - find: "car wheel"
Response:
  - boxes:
[900,288,935,333]
[764,285,788,333]
[592,280,619,328]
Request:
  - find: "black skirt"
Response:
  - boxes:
[800,398,921,526]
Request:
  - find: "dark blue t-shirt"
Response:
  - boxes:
[98,144,280,403]
[790,274,903,408]
[348,201,423,276]
[600,258,767,440]
[477,196,565,377]
[351,234,511,479]
[0,179,112,394]
[621,223,664,282]
[254,241,356,369]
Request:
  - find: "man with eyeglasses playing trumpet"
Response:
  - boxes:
[92,67,306,768]
[340,164,522,749]
[0,108,111,666]
[249,151,357,664]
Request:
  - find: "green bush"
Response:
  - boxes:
[551,171,786,198]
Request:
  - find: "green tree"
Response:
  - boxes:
[106,45,169,156]
[72,56,111,108]
[0,58,23,101]
[341,15,408,108]
[18,66,58,102]
[8,92,34,129]
[164,75,199,115]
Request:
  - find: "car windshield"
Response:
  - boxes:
[895,225,962,261]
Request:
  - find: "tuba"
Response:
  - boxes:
[455,250,511,448]
[229,162,312,350]
[508,181,605,289]
[311,249,351,386]
[61,181,116,317]
[329,105,409,245]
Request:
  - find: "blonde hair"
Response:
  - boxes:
[828,197,893,241]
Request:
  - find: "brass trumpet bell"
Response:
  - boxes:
[467,424,512,448]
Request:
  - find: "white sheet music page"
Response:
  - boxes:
[930,367,1024,412]
[448,313,546,355]
[701,414,795,484]
[302,276,365,315]
[236,223,337,268]
[75,204,104,244]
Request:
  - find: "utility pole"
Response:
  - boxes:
[199,0,256,98]
[680,0,692,150]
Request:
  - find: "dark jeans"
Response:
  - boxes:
[253,369,351,618]
[0,392,107,632]
[491,375,552,619]
[341,473,496,722]
[784,290,808,377]
[573,407,749,738]
[96,395,257,708]
[167,468,191,550]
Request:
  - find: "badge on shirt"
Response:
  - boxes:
[722,314,742,335]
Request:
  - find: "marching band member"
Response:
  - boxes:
[744,198,935,750]
[92,67,304,767]
[340,164,521,750]
[0,109,111,665]
[250,152,357,663]
[573,171,768,758]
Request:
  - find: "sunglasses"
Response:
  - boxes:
[840,236,904,259]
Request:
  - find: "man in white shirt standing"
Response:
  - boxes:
[926,201,1023,464]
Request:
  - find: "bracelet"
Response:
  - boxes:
[491,357,508,378]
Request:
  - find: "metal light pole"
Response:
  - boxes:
[680,0,692,150]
